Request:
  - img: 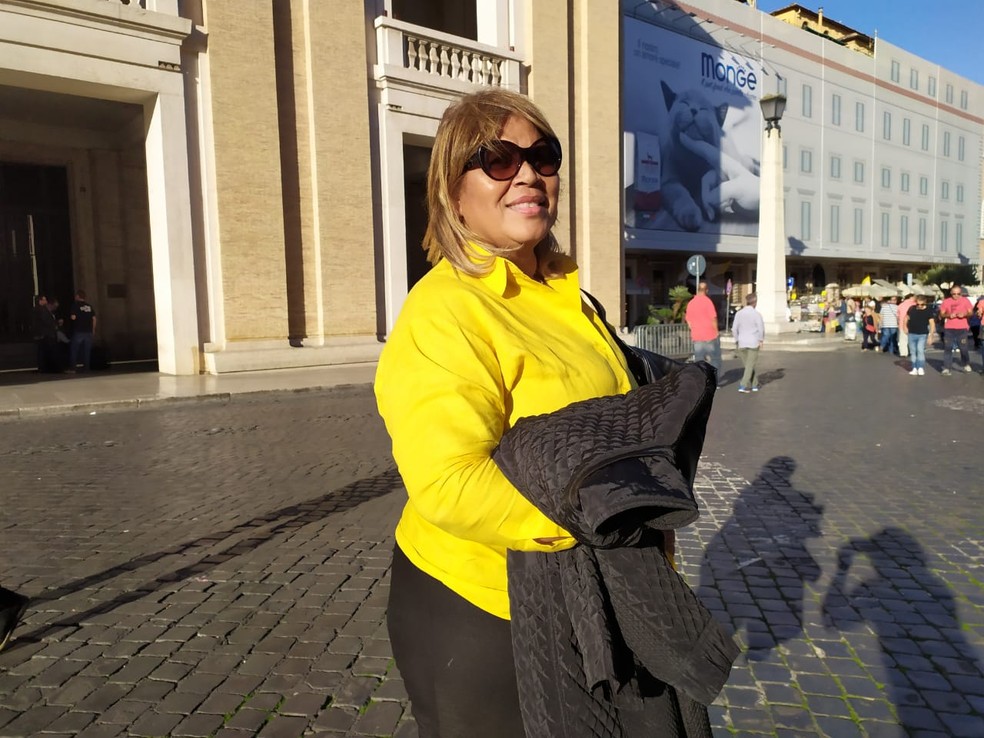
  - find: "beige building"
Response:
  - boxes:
[1,0,980,374]
[0,0,624,374]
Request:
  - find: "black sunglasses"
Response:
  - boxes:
[463,137,563,181]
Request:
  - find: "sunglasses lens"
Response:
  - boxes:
[528,141,561,176]
[481,142,522,180]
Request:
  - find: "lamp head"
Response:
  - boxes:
[760,93,787,132]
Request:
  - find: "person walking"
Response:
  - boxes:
[878,295,899,355]
[977,297,984,373]
[68,289,97,373]
[938,285,974,375]
[860,303,878,351]
[903,295,935,376]
[896,289,916,358]
[685,280,722,375]
[732,292,765,393]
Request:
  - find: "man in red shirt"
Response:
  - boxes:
[938,285,974,375]
[685,281,721,374]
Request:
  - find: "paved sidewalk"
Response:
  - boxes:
[0,364,378,420]
[1,350,981,738]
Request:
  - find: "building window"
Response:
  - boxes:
[891,60,900,83]
[900,172,910,192]
[940,220,948,251]
[943,131,951,157]
[800,149,813,174]
[880,212,890,247]
[883,111,892,140]
[830,204,840,243]
[854,209,864,245]
[902,118,911,146]
[941,181,950,200]
[921,124,930,151]
[855,102,865,132]
[919,176,929,196]
[802,84,813,118]
[957,184,964,203]
[900,215,909,249]
[958,136,965,161]
[783,145,788,170]
[854,161,865,183]
[830,155,841,179]
[910,68,919,90]
[945,83,953,104]
[881,167,891,189]
[918,217,927,249]
[831,93,841,126]
[956,222,963,251]
[960,90,969,110]
[801,201,812,241]
[928,76,936,97]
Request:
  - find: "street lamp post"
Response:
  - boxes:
[755,93,794,334]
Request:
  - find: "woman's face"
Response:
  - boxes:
[455,115,559,256]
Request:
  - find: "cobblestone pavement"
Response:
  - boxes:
[0,349,981,737]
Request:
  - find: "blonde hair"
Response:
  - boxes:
[423,88,564,277]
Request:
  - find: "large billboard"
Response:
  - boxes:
[623,16,764,237]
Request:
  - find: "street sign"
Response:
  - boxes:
[787,276,795,289]
[686,254,706,277]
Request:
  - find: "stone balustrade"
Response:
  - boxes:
[375,16,522,92]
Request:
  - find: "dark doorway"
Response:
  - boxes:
[392,0,477,41]
[404,143,432,290]
[0,163,74,368]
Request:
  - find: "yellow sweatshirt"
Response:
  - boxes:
[374,251,634,619]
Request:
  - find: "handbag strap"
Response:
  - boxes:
[582,289,648,385]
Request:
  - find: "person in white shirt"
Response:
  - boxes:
[732,293,766,393]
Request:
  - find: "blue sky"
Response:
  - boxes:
[755,0,984,85]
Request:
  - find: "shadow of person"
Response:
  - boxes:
[821,527,984,734]
[698,456,823,661]
[756,368,786,387]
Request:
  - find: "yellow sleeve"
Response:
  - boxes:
[375,293,574,552]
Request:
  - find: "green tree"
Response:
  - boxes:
[915,263,979,290]
[668,285,693,322]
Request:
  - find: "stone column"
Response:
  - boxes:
[755,125,793,334]
[144,87,201,375]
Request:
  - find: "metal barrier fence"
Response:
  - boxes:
[631,324,693,360]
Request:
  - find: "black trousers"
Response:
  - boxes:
[387,544,526,738]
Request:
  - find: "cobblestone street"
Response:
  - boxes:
[0,349,982,737]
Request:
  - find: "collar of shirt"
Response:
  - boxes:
[469,243,582,308]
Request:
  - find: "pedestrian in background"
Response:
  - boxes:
[878,295,899,355]
[896,289,916,358]
[903,295,934,376]
[685,280,722,376]
[938,285,974,375]
[32,294,58,373]
[374,89,639,737]
[977,298,984,373]
[732,292,765,393]
[861,303,878,351]
[68,289,97,373]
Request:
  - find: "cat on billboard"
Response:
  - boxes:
[623,16,763,237]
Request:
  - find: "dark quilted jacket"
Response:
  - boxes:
[493,361,740,738]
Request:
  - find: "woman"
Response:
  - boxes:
[374,90,636,737]
[904,295,935,375]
